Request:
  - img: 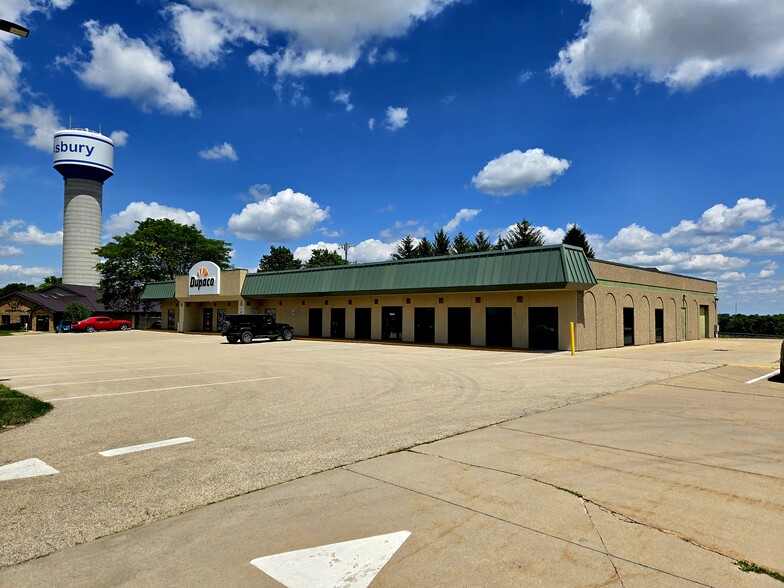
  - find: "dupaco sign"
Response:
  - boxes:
[188,261,221,296]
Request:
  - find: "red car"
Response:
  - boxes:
[72,316,132,333]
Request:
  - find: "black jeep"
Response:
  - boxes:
[221,314,294,344]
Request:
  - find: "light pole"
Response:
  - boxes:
[0,19,30,37]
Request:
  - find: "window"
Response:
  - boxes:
[1,315,10,325]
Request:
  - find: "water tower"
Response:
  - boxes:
[52,129,114,286]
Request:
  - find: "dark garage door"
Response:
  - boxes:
[414,307,435,343]
[308,308,323,337]
[330,308,345,338]
[355,308,371,339]
[448,307,471,346]
[486,307,512,347]
[528,307,558,350]
[382,307,402,341]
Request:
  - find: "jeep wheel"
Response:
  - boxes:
[281,329,293,341]
[240,331,253,344]
[86,326,95,333]
[227,336,238,344]
[119,324,129,331]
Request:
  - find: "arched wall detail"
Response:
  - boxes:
[668,298,678,341]
[640,295,651,345]
[602,293,617,349]
[583,291,597,350]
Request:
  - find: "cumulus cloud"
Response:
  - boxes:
[472,148,571,196]
[552,0,784,96]
[0,264,59,284]
[174,0,456,77]
[73,21,197,115]
[0,245,23,256]
[109,130,129,146]
[294,239,397,263]
[368,118,376,131]
[0,220,62,246]
[332,90,354,112]
[607,223,662,252]
[199,142,238,161]
[105,202,202,235]
[443,208,480,233]
[0,1,69,151]
[384,106,409,131]
[228,188,329,241]
[538,226,566,245]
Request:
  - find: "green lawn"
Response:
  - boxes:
[0,330,14,336]
[0,384,53,429]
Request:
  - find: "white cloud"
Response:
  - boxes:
[443,208,480,233]
[538,226,566,245]
[228,188,329,241]
[0,220,62,246]
[0,245,23,256]
[104,202,202,235]
[368,118,376,131]
[384,106,409,131]
[73,21,197,115]
[472,148,571,196]
[176,0,456,77]
[0,264,58,284]
[719,272,746,282]
[294,239,397,263]
[0,2,71,151]
[552,0,784,96]
[199,142,238,161]
[759,269,775,279]
[517,70,533,84]
[109,130,128,146]
[247,49,276,74]
[607,223,662,252]
[332,90,354,112]
[367,47,399,64]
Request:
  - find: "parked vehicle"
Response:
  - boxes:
[72,316,132,333]
[221,314,294,344]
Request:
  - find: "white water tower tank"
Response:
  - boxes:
[52,129,114,286]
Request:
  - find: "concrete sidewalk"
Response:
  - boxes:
[1,341,782,586]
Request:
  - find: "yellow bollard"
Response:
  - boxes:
[570,321,575,356]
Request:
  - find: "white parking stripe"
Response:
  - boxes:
[494,355,551,365]
[745,370,780,384]
[16,370,227,389]
[48,376,285,401]
[0,458,59,481]
[2,365,191,379]
[99,437,194,457]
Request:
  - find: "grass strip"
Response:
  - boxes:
[737,560,784,583]
[0,384,53,429]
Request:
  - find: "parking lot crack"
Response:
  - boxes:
[581,498,626,588]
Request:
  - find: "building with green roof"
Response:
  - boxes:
[141,245,717,351]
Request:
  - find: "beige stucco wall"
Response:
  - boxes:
[175,268,247,332]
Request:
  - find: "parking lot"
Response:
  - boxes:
[1,331,782,586]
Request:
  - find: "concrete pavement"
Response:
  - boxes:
[0,334,782,586]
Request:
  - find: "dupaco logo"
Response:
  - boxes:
[188,261,220,295]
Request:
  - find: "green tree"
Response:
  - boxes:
[392,235,417,260]
[63,302,91,322]
[95,218,232,312]
[415,236,435,258]
[452,231,473,254]
[502,219,544,249]
[37,276,62,290]
[472,231,492,252]
[305,248,348,268]
[433,228,451,256]
[259,245,302,272]
[562,224,595,258]
[0,283,36,298]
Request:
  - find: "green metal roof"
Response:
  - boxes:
[140,281,175,300]
[241,245,597,298]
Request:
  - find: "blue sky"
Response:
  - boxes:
[1,0,783,314]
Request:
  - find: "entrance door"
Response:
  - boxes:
[623,307,634,346]
[355,308,371,339]
[35,315,50,332]
[330,308,346,338]
[448,307,471,346]
[486,307,512,347]
[203,308,213,331]
[528,307,558,350]
[654,309,664,343]
[309,308,323,337]
[699,305,709,338]
[381,307,402,341]
[414,308,435,343]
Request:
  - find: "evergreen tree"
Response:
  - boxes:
[562,224,596,258]
[452,231,473,254]
[473,230,492,252]
[259,245,303,272]
[305,248,348,268]
[433,228,451,256]
[502,219,544,249]
[392,235,417,260]
[415,236,435,258]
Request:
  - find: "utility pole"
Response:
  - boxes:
[341,242,354,262]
